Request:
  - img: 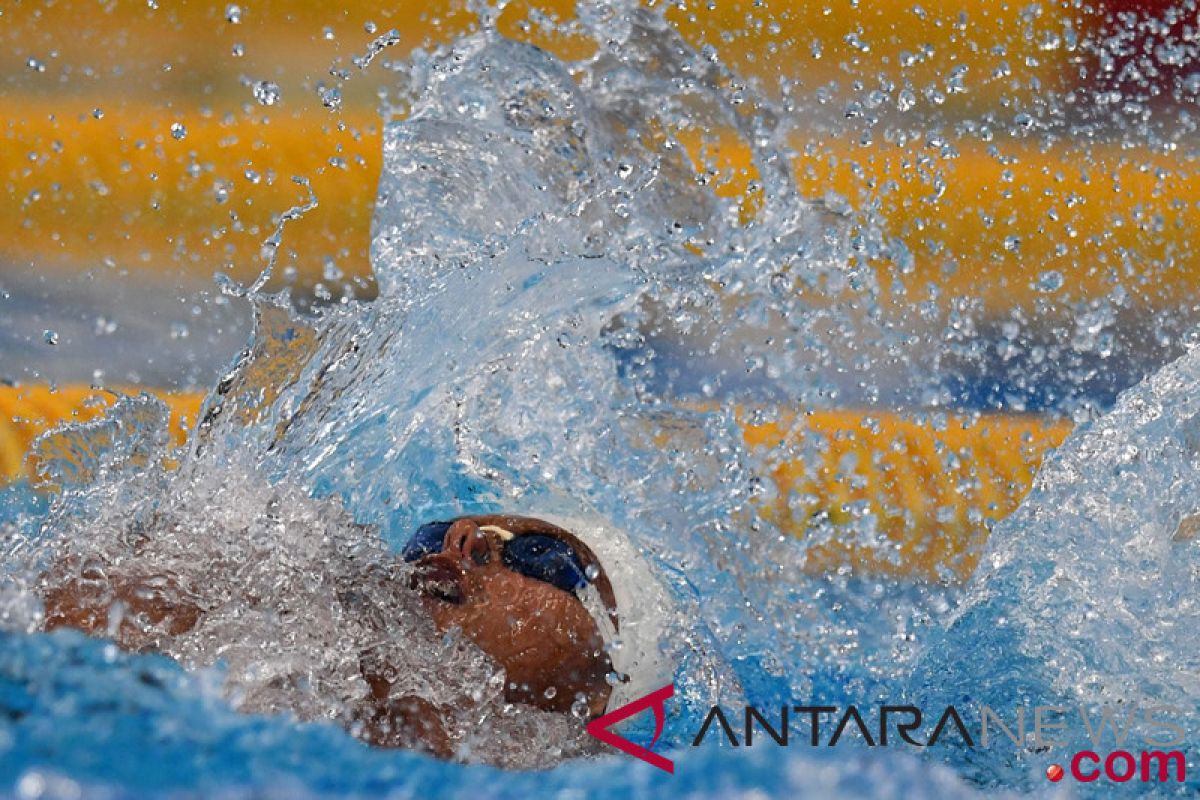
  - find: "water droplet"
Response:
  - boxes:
[322,258,343,281]
[231,43,245,58]
[224,4,242,23]
[252,80,281,107]
[43,329,58,346]
[946,64,969,94]
[319,85,342,111]
[543,686,557,699]
[25,57,46,73]
[92,108,104,120]
[17,771,48,799]
[364,20,377,33]
[585,563,600,580]
[1183,326,1200,351]
[606,670,630,686]
[170,122,187,140]
[1036,270,1064,293]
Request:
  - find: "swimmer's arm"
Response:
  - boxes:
[355,658,454,757]
[39,556,203,651]
[353,693,454,757]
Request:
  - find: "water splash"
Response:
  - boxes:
[0,3,985,783]
[916,345,1200,788]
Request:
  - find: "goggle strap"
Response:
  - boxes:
[477,525,515,542]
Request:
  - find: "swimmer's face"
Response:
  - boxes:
[407,516,615,717]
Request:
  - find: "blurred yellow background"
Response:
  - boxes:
[1,0,1190,579]
[6,0,1182,311]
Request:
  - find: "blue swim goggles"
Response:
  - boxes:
[403,517,591,596]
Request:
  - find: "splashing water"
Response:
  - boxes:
[3,3,1200,798]
[916,345,1200,789]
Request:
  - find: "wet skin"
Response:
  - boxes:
[39,515,615,757]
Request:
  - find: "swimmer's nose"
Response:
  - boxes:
[441,518,500,568]
[410,519,501,604]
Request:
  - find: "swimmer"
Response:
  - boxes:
[37,513,638,758]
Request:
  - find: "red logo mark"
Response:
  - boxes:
[586,684,675,774]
